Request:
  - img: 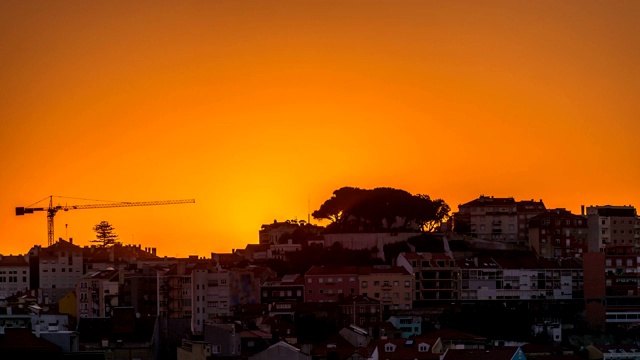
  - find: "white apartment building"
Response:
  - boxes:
[191,267,231,334]
[36,239,84,304]
[0,255,29,299]
[587,205,637,252]
[458,256,583,301]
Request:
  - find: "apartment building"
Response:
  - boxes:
[397,252,458,304]
[304,266,360,302]
[192,265,231,334]
[260,274,305,304]
[338,295,383,328]
[528,209,588,258]
[76,268,121,318]
[587,205,637,252]
[517,199,547,244]
[36,239,84,304]
[0,255,29,299]
[358,266,413,311]
[454,196,545,245]
[458,255,583,301]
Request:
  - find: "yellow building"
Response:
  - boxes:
[58,290,77,319]
[358,266,413,311]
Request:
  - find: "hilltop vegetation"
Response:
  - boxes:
[312,186,450,233]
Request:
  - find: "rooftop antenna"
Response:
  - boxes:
[65,224,68,240]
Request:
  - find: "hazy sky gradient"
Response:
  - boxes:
[1,1,638,257]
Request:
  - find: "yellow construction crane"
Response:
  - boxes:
[16,195,195,247]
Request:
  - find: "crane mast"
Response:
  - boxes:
[16,196,196,247]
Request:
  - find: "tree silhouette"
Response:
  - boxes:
[91,221,119,247]
[313,186,450,233]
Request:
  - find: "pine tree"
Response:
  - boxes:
[91,221,119,247]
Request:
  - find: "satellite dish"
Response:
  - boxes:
[136,312,141,318]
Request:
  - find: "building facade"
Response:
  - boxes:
[397,252,458,304]
[0,255,29,299]
[528,209,588,258]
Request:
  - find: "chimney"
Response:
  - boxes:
[581,205,585,216]
[109,247,115,262]
[152,248,156,256]
[69,238,73,244]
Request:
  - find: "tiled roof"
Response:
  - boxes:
[516,200,546,212]
[305,265,360,276]
[460,196,516,208]
[0,255,28,267]
[46,239,81,251]
[369,337,439,360]
[83,268,120,280]
[311,332,374,359]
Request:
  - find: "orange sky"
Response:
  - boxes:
[1,0,638,258]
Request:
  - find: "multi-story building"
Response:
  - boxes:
[158,261,272,334]
[458,255,583,301]
[36,239,84,304]
[304,265,412,310]
[192,265,231,334]
[260,274,305,304]
[0,255,29,299]
[304,266,360,302]
[338,295,383,329]
[397,252,458,304]
[528,209,588,258]
[259,221,302,245]
[516,199,547,244]
[454,196,545,245]
[358,266,413,311]
[121,265,161,317]
[454,196,519,243]
[229,266,273,308]
[76,268,121,318]
[587,205,638,252]
[158,262,193,320]
[83,243,159,272]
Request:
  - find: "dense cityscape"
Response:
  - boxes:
[0,188,637,360]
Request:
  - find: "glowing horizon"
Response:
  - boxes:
[1,1,638,257]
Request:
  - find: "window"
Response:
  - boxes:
[374,281,380,286]
[393,281,399,286]
[362,281,368,288]
[212,345,221,354]
[404,281,410,288]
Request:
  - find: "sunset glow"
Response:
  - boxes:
[1,0,638,257]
